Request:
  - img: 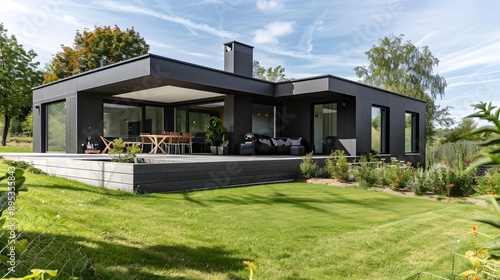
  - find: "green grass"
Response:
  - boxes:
[0,163,495,279]
[0,136,32,153]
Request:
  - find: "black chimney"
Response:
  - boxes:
[224,41,254,78]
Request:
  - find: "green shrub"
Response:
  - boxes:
[300,152,317,179]
[406,165,444,195]
[313,167,330,178]
[325,150,353,182]
[1,159,31,170]
[109,138,141,163]
[474,167,500,195]
[0,158,47,175]
[442,159,476,197]
[380,158,413,190]
[355,154,380,188]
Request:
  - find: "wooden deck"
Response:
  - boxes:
[0,153,329,193]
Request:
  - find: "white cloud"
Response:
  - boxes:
[252,21,294,45]
[100,0,239,38]
[256,0,285,11]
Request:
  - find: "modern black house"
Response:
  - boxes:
[32,41,426,164]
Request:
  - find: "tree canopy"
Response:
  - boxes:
[44,25,149,83]
[0,23,43,146]
[354,34,452,140]
[253,61,290,82]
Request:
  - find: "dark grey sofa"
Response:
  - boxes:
[253,134,305,155]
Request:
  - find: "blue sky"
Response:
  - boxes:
[1,0,499,125]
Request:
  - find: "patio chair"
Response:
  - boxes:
[165,132,182,154]
[100,136,112,154]
[179,132,193,154]
[140,133,153,153]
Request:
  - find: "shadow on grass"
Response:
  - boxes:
[181,192,208,207]
[192,190,404,215]
[9,231,246,280]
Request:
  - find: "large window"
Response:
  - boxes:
[313,103,337,154]
[252,104,275,136]
[405,112,418,153]
[103,103,142,138]
[145,106,164,134]
[46,101,66,152]
[371,106,388,154]
[189,111,210,134]
[175,102,223,133]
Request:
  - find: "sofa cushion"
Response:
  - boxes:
[272,138,286,146]
[259,138,272,147]
[289,137,302,146]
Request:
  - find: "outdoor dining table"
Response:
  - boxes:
[141,134,183,154]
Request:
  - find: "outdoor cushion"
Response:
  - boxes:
[289,137,302,146]
[259,138,272,147]
[272,138,286,146]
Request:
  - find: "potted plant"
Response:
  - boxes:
[205,116,227,155]
[218,139,229,155]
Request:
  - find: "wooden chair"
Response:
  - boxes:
[179,132,193,154]
[140,133,153,153]
[166,132,182,154]
[100,136,112,154]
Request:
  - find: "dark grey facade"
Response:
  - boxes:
[33,41,426,164]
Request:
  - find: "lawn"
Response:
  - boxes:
[0,163,495,279]
[0,136,32,153]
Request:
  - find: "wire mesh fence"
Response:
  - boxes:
[0,206,101,279]
[406,229,500,280]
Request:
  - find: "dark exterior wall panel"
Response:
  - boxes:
[275,77,329,97]
[223,95,253,154]
[279,101,313,152]
[66,96,78,153]
[150,57,274,97]
[32,104,43,153]
[337,98,356,139]
[355,97,373,155]
[77,94,104,154]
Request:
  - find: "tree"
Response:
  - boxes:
[439,118,482,143]
[253,60,289,82]
[354,34,452,140]
[44,25,149,83]
[0,23,43,146]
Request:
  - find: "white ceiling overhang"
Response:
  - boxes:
[112,85,226,103]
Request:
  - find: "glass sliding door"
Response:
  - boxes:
[313,103,337,154]
[46,100,66,152]
[175,107,187,132]
[175,102,224,133]
[103,103,142,139]
[145,106,164,134]
[252,103,275,137]
[189,111,210,134]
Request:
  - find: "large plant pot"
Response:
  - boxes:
[218,146,228,155]
[210,146,218,155]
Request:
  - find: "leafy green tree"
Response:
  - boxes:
[253,60,289,82]
[440,118,482,143]
[22,111,33,137]
[0,23,43,146]
[44,25,149,83]
[354,34,452,140]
